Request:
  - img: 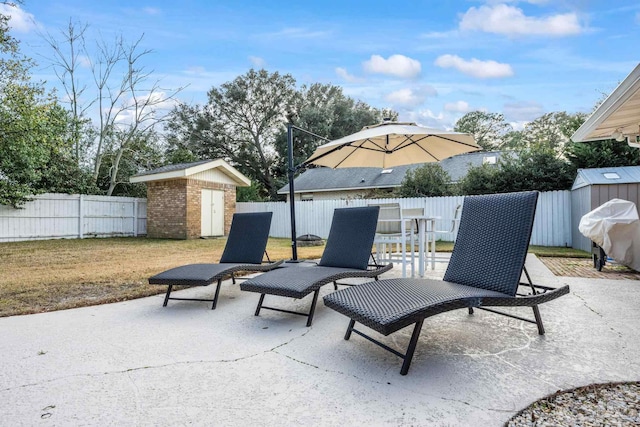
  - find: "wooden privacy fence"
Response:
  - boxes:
[0,193,147,242]
[237,190,573,247]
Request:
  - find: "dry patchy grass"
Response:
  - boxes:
[0,237,325,317]
[0,237,587,318]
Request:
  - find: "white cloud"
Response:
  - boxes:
[385,89,423,107]
[403,109,451,129]
[363,54,421,79]
[434,54,514,79]
[114,91,180,126]
[0,4,38,33]
[444,100,471,113]
[384,85,437,106]
[503,101,545,122]
[459,4,583,36]
[249,56,266,68]
[335,67,361,83]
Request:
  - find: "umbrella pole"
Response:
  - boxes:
[287,121,299,261]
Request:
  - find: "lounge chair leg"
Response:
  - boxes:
[255,294,265,316]
[163,285,173,307]
[306,290,320,327]
[232,273,236,285]
[468,307,474,315]
[344,319,356,340]
[211,279,222,310]
[400,320,424,376]
[334,281,338,291]
[532,305,545,335]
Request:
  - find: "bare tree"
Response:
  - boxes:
[42,20,93,163]
[43,24,183,195]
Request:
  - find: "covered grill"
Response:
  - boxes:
[579,199,640,271]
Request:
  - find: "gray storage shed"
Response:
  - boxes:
[571,165,640,252]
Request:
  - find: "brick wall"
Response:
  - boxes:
[147,180,188,239]
[146,178,237,239]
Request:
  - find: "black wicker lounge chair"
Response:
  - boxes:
[323,191,570,375]
[240,206,393,326]
[149,212,282,309]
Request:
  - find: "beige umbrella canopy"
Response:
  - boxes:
[305,121,480,168]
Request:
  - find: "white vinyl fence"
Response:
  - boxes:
[238,190,573,247]
[0,193,147,242]
[1,191,572,247]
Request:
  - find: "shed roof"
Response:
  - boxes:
[572,63,640,145]
[129,159,251,186]
[278,151,505,194]
[572,165,640,190]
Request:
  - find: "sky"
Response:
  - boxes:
[3,0,640,131]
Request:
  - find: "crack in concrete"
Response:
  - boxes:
[573,291,603,317]
[2,327,315,393]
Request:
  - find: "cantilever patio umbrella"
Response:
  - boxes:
[286,120,480,260]
[304,121,480,168]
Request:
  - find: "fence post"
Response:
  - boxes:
[133,199,138,236]
[78,195,84,239]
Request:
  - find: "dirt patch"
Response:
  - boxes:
[540,257,640,280]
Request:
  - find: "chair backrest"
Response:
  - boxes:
[220,212,273,264]
[402,207,424,234]
[445,204,463,234]
[318,206,380,270]
[368,203,402,234]
[443,191,538,296]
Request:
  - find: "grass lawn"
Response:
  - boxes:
[0,237,587,318]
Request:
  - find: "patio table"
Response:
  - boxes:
[405,214,438,277]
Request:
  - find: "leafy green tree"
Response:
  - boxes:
[453,111,512,150]
[35,105,97,195]
[0,5,84,206]
[565,139,640,170]
[493,147,574,192]
[236,182,266,202]
[456,163,501,195]
[96,130,163,197]
[166,69,297,200]
[397,163,451,197]
[521,112,587,156]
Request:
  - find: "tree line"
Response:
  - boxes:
[1,5,638,207]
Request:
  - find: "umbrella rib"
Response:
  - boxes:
[332,138,385,168]
[391,134,480,160]
[304,137,387,166]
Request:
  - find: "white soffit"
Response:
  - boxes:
[572,63,640,142]
[130,159,251,186]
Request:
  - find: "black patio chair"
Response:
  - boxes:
[149,212,282,309]
[323,191,570,375]
[240,206,393,326]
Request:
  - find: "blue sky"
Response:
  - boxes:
[3,0,640,130]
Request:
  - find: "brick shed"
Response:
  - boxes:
[130,159,250,239]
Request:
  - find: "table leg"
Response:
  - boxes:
[418,219,425,277]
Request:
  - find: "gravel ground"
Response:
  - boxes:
[507,382,640,426]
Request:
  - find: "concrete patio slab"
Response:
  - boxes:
[1,254,639,426]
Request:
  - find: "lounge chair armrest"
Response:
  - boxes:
[369,263,393,275]
[483,284,570,307]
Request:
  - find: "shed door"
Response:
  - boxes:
[201,189,225,237]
